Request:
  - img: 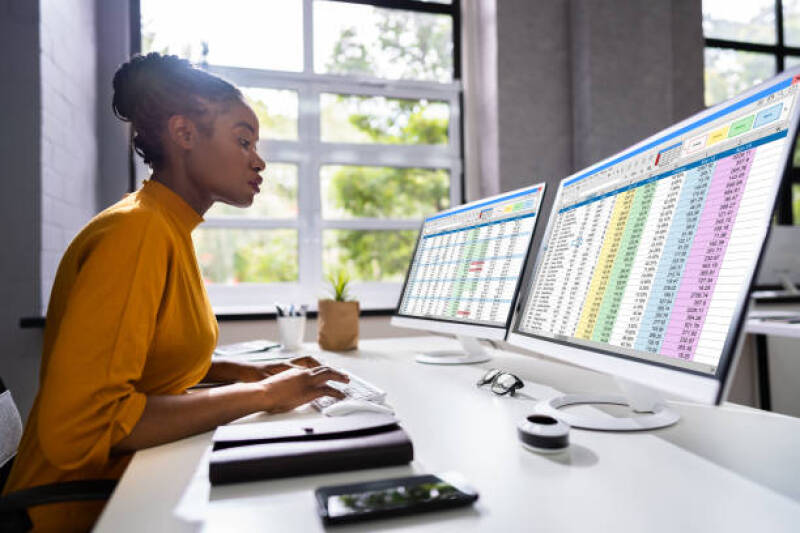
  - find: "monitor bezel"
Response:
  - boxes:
[392,182,546,338]
[507,68,800,405]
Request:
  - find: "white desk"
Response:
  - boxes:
[747,316,800,337]
[95,336,800,532]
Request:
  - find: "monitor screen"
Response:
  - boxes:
[397,184,545,329]
[514,76,800,377]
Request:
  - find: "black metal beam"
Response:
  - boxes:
[777,0,786,71]
[755,334,772,411]
[323,0,455,16]
[129,0,141,55]
[128,0,141,193]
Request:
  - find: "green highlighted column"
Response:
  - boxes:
[448,228,483,316]
[591,182,657,343]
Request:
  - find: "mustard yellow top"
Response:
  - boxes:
[4,180,218,531]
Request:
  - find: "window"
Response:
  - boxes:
[137,0,462,310]
[703,0,800,224]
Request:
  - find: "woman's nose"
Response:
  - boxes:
[253,153,266,172]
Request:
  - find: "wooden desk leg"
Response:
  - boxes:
[755,334,772,412]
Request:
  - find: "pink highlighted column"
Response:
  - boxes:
[661,149,754,360]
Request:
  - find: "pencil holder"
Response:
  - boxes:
[277,316,306,351]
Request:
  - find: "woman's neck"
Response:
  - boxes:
[150,167,212,216]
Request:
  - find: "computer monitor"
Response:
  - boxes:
[507,68,800,431]
[392,183,546,364]
[755,225,800,292]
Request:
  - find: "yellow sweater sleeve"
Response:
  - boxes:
[37,214,171,471]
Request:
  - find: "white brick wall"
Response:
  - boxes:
[39,0,99,312]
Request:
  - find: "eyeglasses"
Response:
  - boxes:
[476,369,524,396]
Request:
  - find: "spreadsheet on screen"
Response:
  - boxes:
[518,78,800,375]
[398,185,543,327]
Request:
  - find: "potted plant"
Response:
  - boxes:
[317,269,359,351]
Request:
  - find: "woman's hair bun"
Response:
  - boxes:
[112,53,193,123]
[110,52,241,168]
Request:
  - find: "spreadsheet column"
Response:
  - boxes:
[524,215,568,331]
[547,209,579,335]
[458,227,483,319]
[477,222,500,322]
[694,141,785,366]
[575,190,635,340]
[422,237,437,317]
[425,235,441,316]
[404,240,422,315]
[634,164,714,353]
[494,221,516,321]
[661,149,754,360]
[562,195,616,336]
[592,182,656,343]
[412,237,432,316]
[432,232,453,317]
[554,207,591,335]
[609,179,672,348]
[614,174,684,347]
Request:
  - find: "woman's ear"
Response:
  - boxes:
[166,115,197,150]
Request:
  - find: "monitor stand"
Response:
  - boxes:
[533,377,680,431]
[415,335,492,365]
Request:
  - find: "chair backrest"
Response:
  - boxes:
[0,378,23,492]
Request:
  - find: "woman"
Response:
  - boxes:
[2,53,348,532]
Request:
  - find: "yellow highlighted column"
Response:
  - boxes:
[574,190,635,339]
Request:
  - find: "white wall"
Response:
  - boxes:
[40,0,99,310]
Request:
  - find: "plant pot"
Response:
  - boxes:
[317,299,359,351]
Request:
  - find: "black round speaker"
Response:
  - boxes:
[517,414,570,453]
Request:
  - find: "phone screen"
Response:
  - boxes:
[318,473,477,523]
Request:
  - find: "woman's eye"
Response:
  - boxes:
[239,138,251,149]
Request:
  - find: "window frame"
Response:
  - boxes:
[704,0,798,224]
[132,0,464,311]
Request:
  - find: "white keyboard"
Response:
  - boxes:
[311,371,387,411]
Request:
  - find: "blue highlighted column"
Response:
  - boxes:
[634,162,715,353]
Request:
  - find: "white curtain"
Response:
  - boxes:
[462,0,499,202]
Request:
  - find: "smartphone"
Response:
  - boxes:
[315,472,478,526]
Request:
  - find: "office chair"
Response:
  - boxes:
[0,377,117,533]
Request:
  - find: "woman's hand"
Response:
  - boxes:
[113,361,348,454]
[236,356,324,382]
[204,356,325,384]
[258,366,350,413]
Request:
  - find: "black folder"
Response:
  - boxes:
[209,414,413,485]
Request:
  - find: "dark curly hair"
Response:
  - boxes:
[112,52,243,169]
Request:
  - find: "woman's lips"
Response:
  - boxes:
[248,181,261,193]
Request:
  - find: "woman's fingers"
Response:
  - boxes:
[265,362,291,375]
[315,385,346,401]
[309,366,349,384]
[289,356,321,368]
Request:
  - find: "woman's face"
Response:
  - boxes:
[187,100,266,208]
